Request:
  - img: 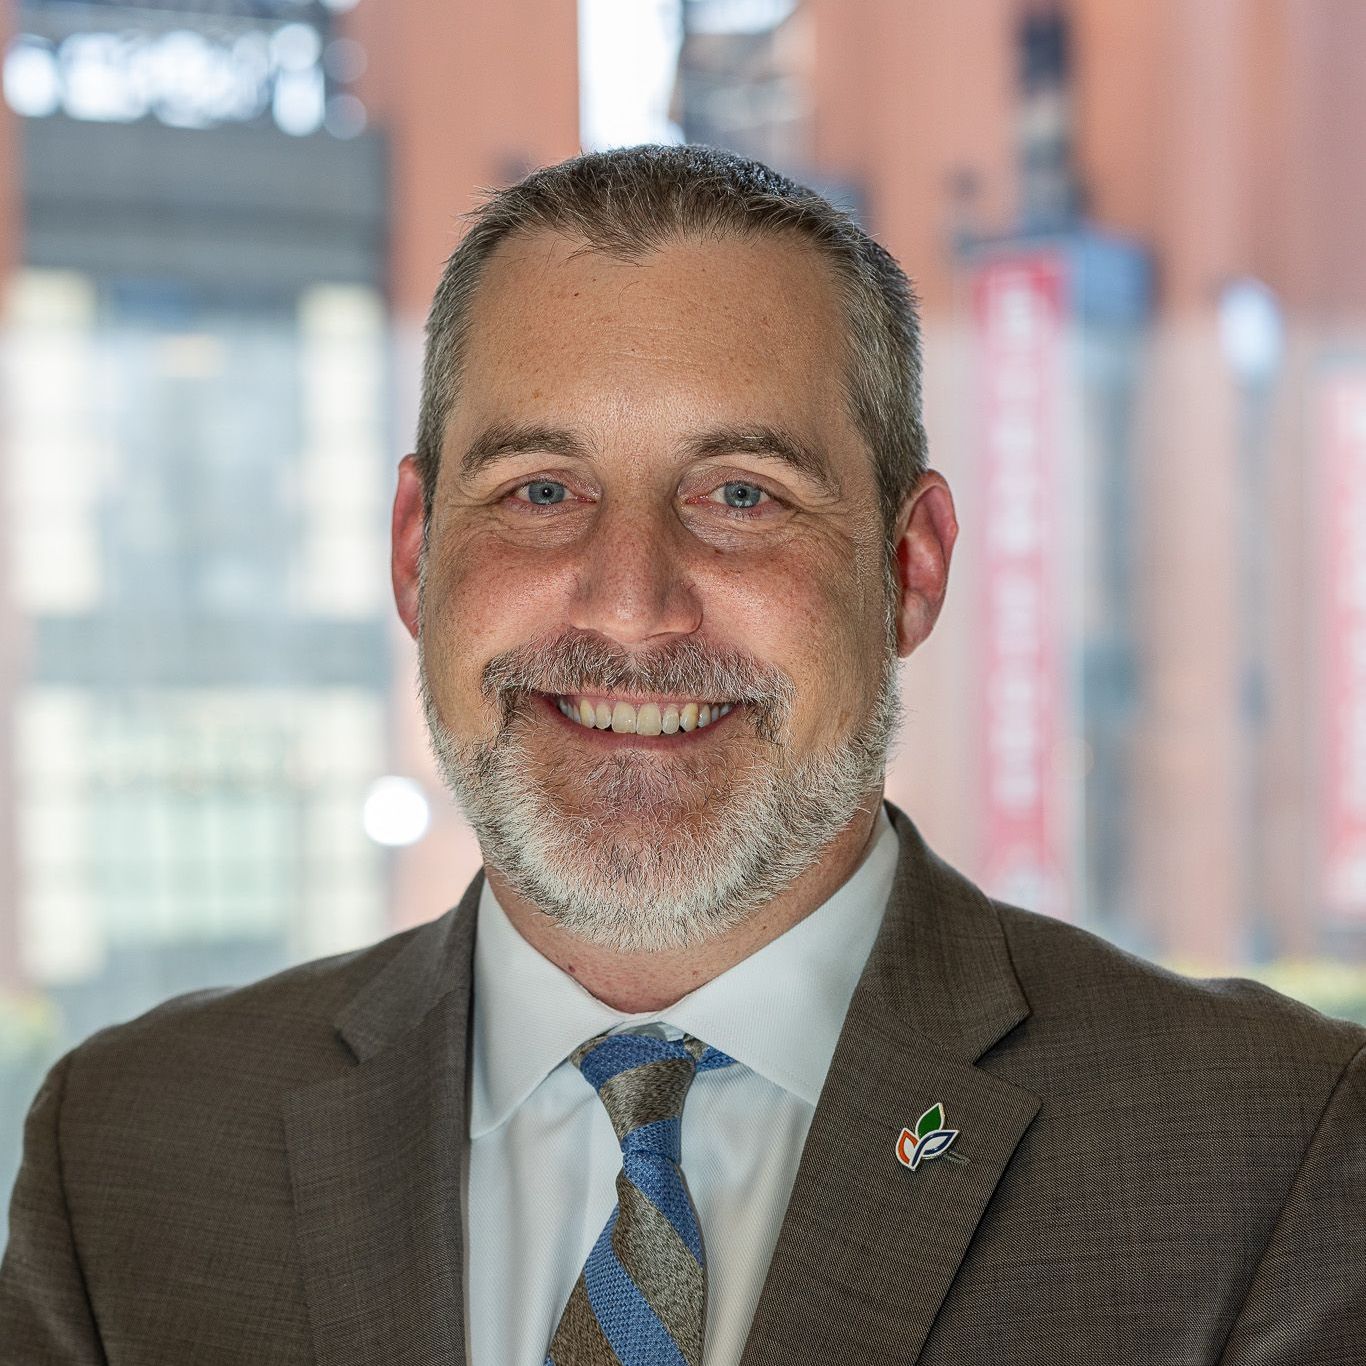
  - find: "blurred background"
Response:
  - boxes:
[3,0,1366,1243]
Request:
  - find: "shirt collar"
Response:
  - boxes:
[470,805,900,1138]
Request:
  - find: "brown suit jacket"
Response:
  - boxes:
[3,803,1364,1364]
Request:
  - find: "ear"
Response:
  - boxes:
[892,470,958,658]
[391,454,426,641]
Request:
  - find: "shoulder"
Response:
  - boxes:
[58,917,436,1120]
[989,898,1365,1119]
[884,846,1366,1348]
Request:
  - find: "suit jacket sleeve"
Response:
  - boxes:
[1219,1041,1366,1365]
[0,1049,107,1366]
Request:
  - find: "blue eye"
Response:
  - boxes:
[719,482,766,509]
[521,480,567,505]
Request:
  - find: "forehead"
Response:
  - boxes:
[447,228,861,462]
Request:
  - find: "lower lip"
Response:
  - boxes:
[539,694,736,747]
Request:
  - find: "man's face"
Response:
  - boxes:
[407,229,904,948]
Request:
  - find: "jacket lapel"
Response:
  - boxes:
[739,805,1041,1365]
[283,875,482,1366]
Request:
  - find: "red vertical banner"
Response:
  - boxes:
[971,253,1073,920]
[1318,368,1366,923]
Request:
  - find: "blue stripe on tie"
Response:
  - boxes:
[578,1034,691,1091]
[622,1115,681,1162]
[697,1045,734,1072]
[583,1210,689,1366]
[622,1150,703,1262]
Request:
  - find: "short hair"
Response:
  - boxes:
[415,143,927,534]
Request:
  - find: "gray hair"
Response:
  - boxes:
[414,144,927,536]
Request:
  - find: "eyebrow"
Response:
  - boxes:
[459,422,592,479]
[684,426,842,499]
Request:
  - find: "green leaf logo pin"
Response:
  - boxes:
[896,1102,960,1171]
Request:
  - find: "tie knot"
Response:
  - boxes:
[571,1031,733,1158]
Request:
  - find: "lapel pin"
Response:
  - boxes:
[896,1102,960,1171]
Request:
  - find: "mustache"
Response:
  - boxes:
[480,631,795,743]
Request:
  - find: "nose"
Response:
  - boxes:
[566,501,701,645]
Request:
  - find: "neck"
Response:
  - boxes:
[485,793,884,1013]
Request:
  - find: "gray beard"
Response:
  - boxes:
[417,634,901,953]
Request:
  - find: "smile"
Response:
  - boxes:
[548,693,736,736]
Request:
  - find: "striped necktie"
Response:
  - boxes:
[545,1030,735,1366]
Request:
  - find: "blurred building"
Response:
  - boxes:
[673,0,810,170]
[2,2,1364,1163]
[0,0,395,1045]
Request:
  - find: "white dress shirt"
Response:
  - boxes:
[464,806,899,1366]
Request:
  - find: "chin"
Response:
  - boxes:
[472,747,867,953]
[537,749,720,825]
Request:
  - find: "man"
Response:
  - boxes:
[1,145,1363,1365]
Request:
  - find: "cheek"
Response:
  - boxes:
[700,553,882,736]
[421,535,569,707]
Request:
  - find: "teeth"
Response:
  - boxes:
[555,695,732,735]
